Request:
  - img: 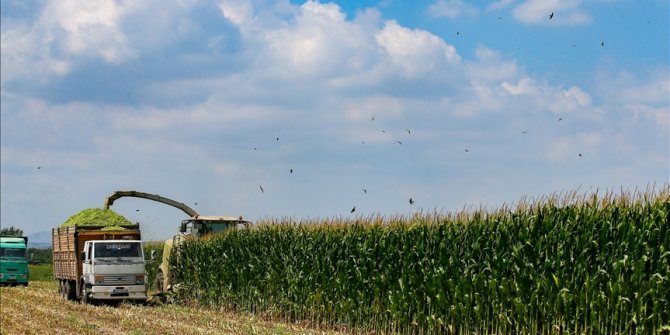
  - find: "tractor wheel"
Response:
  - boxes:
[156,270,165,294]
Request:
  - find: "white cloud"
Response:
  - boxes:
[429,0,479,19]
[375,20,461,76]
[343,95,404,123]
[487,0,517,11]
[0,22,72,84]
[564,86,592,107]
[512,0,590,25]
[546,131,602,162]
[465,46,519,84]
[43,0,136,63]
[595,68,669,132]
[501,76,538,96]
[219,0,255,25]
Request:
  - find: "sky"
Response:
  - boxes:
[1,0,668,242]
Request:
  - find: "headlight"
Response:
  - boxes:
[135,275,144,285]
[95,275,104,284]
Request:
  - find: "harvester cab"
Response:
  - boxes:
[179,216,250,238]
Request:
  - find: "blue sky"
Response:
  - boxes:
[1,0,668,241]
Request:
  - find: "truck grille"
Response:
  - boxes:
[100,275,136,285]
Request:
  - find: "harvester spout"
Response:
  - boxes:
[104,190,200,218]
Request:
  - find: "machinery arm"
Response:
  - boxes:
[104,191,199,218]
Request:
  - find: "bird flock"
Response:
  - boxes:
[247,10,592,216]
[31,10,593,217]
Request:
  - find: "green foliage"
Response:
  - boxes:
[29,264,52,281]
[143,242,164,291]
[27,248,52,264]
[61,208,132,227]
[0,226,24,237]
[172,187,670,334]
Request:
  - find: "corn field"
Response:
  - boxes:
[170,187,670,334]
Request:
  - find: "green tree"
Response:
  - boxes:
[27,248,53,264]
[0,226,23,237]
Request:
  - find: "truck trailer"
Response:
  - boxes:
[52,225,147,304]
[0,236,29,286]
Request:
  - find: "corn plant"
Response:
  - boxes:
[171,185,670,334]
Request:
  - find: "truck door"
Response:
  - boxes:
[82,242,93,279]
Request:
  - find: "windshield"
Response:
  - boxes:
[94,242,142,258]
[191,221,237,234]
[0,247,26,258]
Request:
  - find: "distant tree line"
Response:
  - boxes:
[28,248,52,264]
[0,226,24,237]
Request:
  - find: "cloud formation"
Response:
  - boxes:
[1,0,667,239]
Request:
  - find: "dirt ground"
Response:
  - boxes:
[0,281,347,335]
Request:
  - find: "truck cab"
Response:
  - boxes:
[79,240,147,304]
[0,236,29,286]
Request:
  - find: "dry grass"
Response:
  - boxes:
[0,281,348,335]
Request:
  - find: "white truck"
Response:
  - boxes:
[52,224,147,304]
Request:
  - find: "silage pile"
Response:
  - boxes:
[61,208,132,229]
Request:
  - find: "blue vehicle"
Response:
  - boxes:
[0,236,29,286]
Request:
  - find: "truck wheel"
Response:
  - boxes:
[66,281,77,301]
[80,284,89,305]
[58,280,65,299]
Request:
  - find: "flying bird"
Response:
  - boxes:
[522,130,528,134]
[351,206,356,213]
[362,189,367,194]
[558,118,563,122]
[409,198,415,205]
[276,137,279,141]
[406,129,411,135]
[465,149,470,153]
[37,166,41,169]
[370,115,375,121]
[136,209,140,212]
[259,185,264,193]
[601,42,604,47]
[549,12,554,19]
[579,153,582,157]
[194,202,198,206]
[290,168,293,174]
[396,140,403,145]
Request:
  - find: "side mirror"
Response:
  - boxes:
[80,251,86,260]
[150,250,157,261]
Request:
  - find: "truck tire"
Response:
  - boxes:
[58,280,65,299]
[80,283,89,305]
[66,281,77,301]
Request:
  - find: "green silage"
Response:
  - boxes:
[61,208,132,227]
